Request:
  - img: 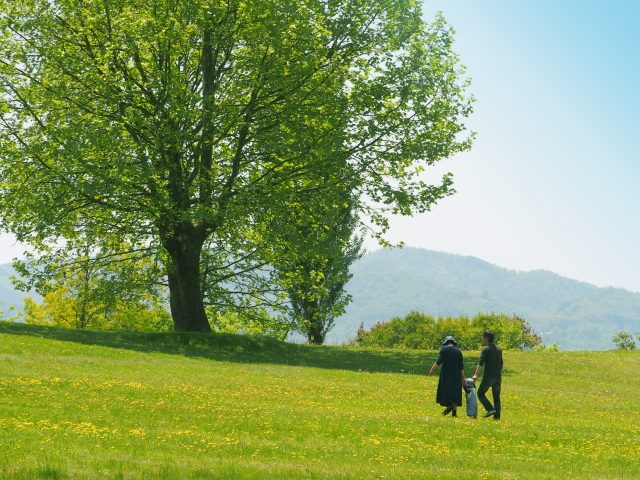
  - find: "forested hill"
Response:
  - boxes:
[328,248,640,351]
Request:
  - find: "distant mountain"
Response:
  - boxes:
[327,248,640,350]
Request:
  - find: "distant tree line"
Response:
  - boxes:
[353,311,541,350]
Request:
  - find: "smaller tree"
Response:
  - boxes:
[612,331,636,350]
[287,233,363,344]
[270,189,364,344]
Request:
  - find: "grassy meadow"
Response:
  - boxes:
[0,322,638,479]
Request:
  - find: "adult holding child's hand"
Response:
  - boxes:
[429,336,466,417]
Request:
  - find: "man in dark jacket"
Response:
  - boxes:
[472,330,503,420]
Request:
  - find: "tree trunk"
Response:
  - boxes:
[308,322,324,344]
[305,300,324,344]
[163,226,211,332]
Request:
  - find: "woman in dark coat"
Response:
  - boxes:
[429,335,466,417]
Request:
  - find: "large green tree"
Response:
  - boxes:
[0,0,473,331]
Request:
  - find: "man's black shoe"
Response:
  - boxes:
[483,410,496,418]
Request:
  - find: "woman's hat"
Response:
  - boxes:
[442,335,457,346]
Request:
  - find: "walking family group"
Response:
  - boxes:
[429,330,503,419]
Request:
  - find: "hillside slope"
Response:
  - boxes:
[329,248,640,350]
[1,323,638,479]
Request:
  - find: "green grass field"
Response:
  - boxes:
[1,322,638,479]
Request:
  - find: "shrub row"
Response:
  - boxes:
[353,311,540,350]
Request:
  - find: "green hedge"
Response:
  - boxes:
[354,311,540,350]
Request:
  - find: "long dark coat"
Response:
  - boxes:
[435,345,464,406]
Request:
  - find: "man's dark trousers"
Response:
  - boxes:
[477,377,501,419]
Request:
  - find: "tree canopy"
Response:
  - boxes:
[0,0,473,332]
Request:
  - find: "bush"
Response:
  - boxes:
[21,293,173,332]
[532,342,559,352]
[612,331,636,350]
[355,311,540,350]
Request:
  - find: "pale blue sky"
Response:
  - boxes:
[2,1,639,291]
[364,0,640,292]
